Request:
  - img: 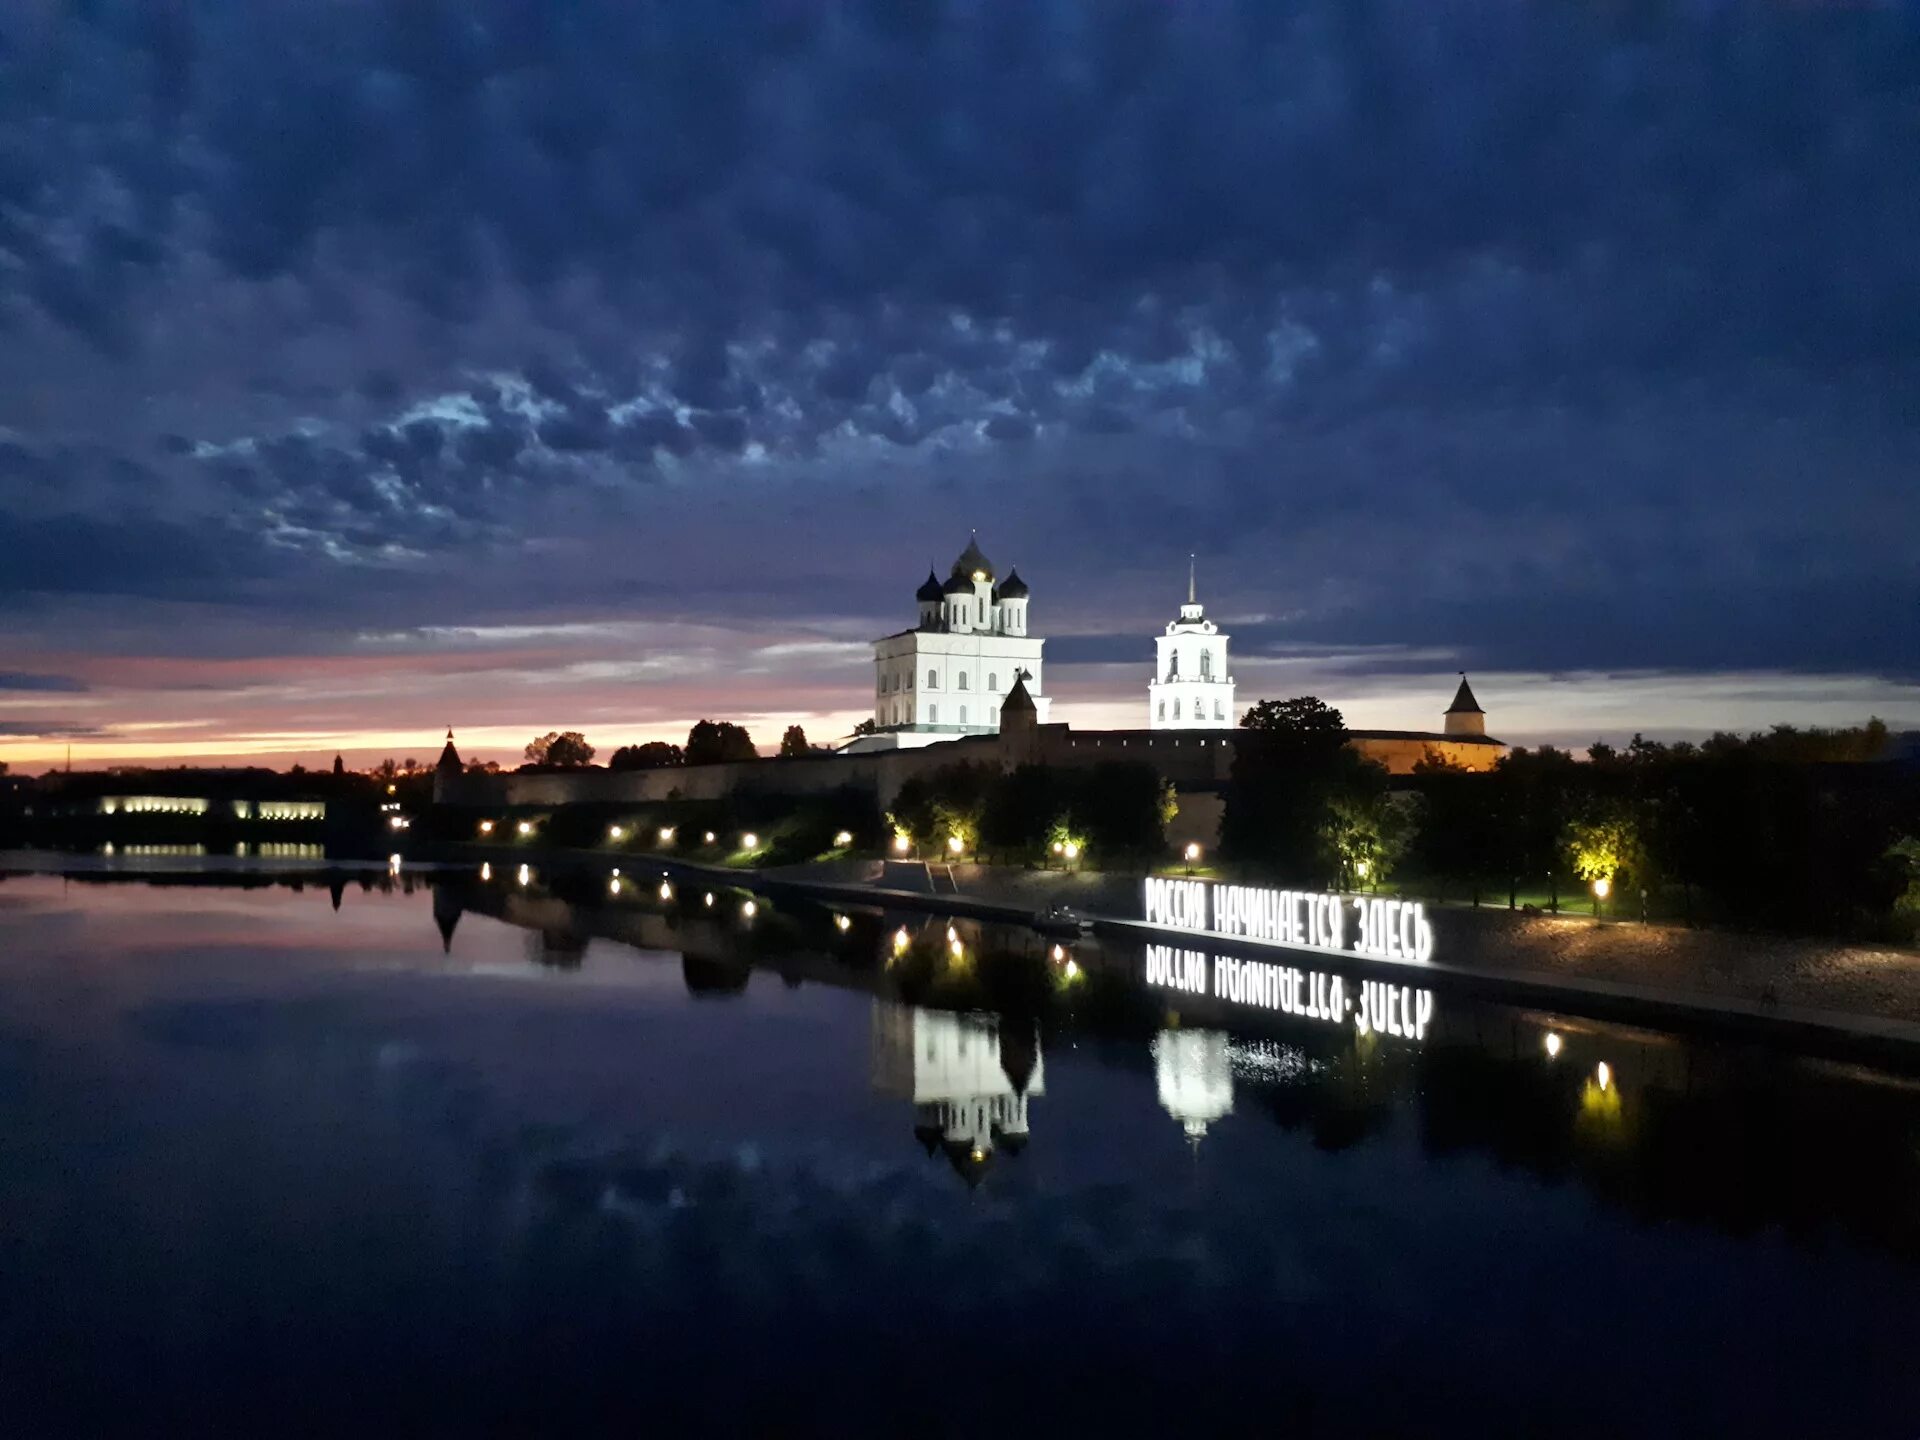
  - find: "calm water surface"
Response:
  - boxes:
[1,867,1917,1436]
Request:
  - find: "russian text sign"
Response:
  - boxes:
[1143,877,1436,964]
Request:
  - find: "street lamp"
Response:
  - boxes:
[1593,876,1611,918]
[947,834,964,856]
[478,819,494,835]
[834,830,854,848]
[1184,841,1201,875]
[742,832,759,850]
[609,825,625,841]
[1062,841,1080,862]
[894,833,911,854]
[516,820,533,837]
[659,826,676,844]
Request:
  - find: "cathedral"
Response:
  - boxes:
[845,534,1050,753]
[1148,560,1235,729]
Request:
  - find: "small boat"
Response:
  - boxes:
[1033,902,1092,937]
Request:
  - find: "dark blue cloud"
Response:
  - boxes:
[0,0,1912,707]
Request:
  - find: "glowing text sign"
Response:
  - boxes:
[1143,877,1435,964]
[1147,945,1435,1041]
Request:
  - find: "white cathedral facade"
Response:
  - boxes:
[847,534,1050,753]
[1148,562,1235,729]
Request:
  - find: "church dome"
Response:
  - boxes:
[915,570,944,603]
[994,568,1029,600]
[941,572,972,595]
[949,533,993,582]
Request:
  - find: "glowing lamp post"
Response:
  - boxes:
[608,825,625,842]
[1183,841,1201,876]
[894,833,912,855]
[947,834,964,857]
[1593,876,1611,918]
[742,832,759,851]
[833,830,854,848]
[516,820,533,837]
[478,819,494,836]
[658,826,676,844]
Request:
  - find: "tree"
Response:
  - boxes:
[1241,696,1348,748]
[609,741,683,771]
[0,760,9,777]
[779,725,810,758]
[375,758,398,781]
[1224,697,1379,881]
[525,731,595,767]
[685,720,757,766]
[1563,803,1643,889]
[852,718,878,737]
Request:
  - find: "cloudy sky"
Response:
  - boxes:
[1,0,1915,769]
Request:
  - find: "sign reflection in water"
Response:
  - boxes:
[1147,944,1435,1042]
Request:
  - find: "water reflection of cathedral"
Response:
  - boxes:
[871,1004,1044,1186]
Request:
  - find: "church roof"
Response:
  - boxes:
[994,568,1029,600]
[1001,674,1037,715]
[949,532,993,581]
[941,572,972,595]
[915,570,944,602]
[1446,675,1484,715]
[436,730,462,770]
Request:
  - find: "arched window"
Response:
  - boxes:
[1157,701,1166,720]
[959,705,968,725]
[906,671,913,689]
[1199,649,1212,680]
[988,672,997,691]
[1173,698,1181,720]
[927,669,938,689]
[1214,699,1224,720]
[957,672,969,691]
[1167,652,1180,681]
[929,703,938,723]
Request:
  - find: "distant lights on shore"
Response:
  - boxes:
[893,926,910,954]
[1544,1031,1563,1059]
[480,862,492,882]
[659,826,676,844]
[387,853,402,870]
[742,832,759,850]
[517,863,530,887]
[834,913,852,932]
[834,830,854,847]
[516,821,533,837]
[478,819,494,835]
[704,892,715,907]
[609,825,625,841]
[742,899,758,919]
[1051,944,1066,962]
[659,881,674,901]
[609,876,623,896]
[703,831,717,845]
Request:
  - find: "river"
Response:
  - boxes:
[0,864,1915,1435]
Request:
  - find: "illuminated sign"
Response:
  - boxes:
[1147,944,1435,1041]
[1143,877,1435,964]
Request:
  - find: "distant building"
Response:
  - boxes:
[1345,675,1507,774]
[1148,560,1236,729]
[845,534,1050,753]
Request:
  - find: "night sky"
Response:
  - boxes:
[1,0,1915,769]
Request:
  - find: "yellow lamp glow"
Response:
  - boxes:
[834,830,854,847]
[894,834,911,853]
[1596,1060,1612,1091]
[742,899,757,919]
[516,864,530,886]
[947,835,964,855]
[479,819,494,835]
[704,831,716,845]
[1051,944,1065,961]
[659,826,675,843]
[609,825,625,841]
[658,882,673,901]
[480,862,492,882]
[1064,959,1081,980]
[1356,859,1371,878]
[1545,1031,1562,1058]
[704,892,714,907]
[1593,877,1612,900]
[972,569,986,582]
[742,832,759,850]
[516,820,533,836]
[1062,841,1080,861]
[387,853,402,869]
[1184,842,1201,862]
[893,926,910,952]
[834,914,852,932]
[609,877,623,896]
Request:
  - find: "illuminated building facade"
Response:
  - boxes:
[1148,560,1235,729]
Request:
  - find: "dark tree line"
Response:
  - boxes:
[1407,726,1918,937]
[888,760,1176,866]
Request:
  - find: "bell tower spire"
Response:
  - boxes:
[1188,553,1195,605]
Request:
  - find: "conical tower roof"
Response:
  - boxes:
[436,728,462,770]
[1446,675,1483,715]
[1001,673,1037,716]
[915,569,944,602]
